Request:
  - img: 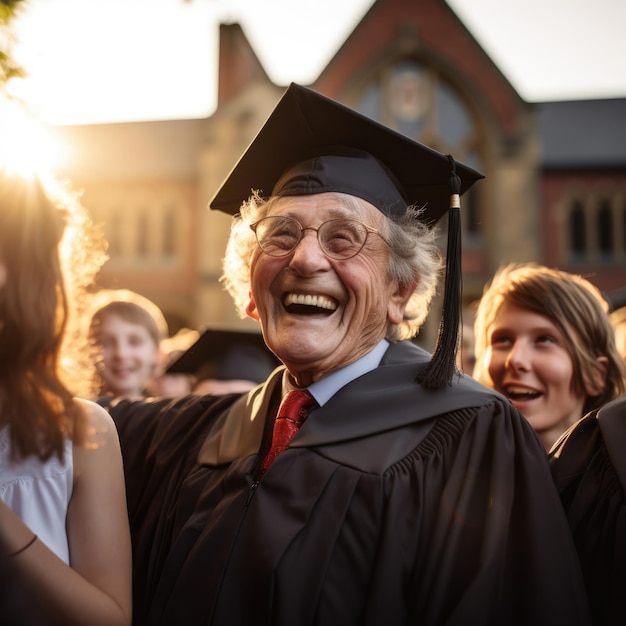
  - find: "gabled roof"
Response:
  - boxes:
[537,98,626,168]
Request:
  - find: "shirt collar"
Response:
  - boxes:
[281,339,389,407]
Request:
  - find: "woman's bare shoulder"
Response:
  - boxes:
[73,397,120,450]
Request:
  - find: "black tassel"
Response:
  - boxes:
[416,155,462,390]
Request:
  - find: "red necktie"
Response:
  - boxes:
[259,389,316,476]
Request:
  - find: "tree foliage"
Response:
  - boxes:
[1,0,27,90]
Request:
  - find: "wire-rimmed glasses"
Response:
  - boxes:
[250,215,387,260]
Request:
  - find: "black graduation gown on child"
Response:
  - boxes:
[111,340,590,626]
[550,394,626,626]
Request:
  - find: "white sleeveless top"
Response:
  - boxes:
[0,426,73,564]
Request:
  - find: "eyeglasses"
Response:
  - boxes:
[250,215,387,260]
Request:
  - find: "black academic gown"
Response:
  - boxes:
[112,341,590,626]
[550,395,626,626]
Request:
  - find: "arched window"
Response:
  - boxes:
[460,151,481,239]
[622,201,626,255]
[436,80,473,149]
[137,210,149,257]
[356,60,482,242]
[106,209,122,256]
[569,200,586,260]
[163,207,176,257]
[597,200,613,259]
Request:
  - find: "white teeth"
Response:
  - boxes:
[505,386,539,397]
[284,293,337,311]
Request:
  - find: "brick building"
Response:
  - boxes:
[51,0,626,346]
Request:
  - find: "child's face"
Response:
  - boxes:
[95,313,160,398]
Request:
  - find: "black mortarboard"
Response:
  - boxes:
[209,83,484,389]
[165,328,281,383]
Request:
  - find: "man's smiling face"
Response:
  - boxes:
[245,193,409,386]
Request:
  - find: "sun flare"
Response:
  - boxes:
[0,97,63,178]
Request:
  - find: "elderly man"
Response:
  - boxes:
[111,84,590,626]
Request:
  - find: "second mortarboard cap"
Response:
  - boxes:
[166,328,281,384]
[209,83,484,389]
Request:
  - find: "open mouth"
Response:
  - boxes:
[283,292,338,315]
[112,371,133,378]
[504,385,541,401]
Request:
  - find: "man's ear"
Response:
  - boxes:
[387,280,417,325]
[586,356,609,397]
[245,291,260,321]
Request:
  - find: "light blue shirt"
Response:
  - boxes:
[282,339,389,407]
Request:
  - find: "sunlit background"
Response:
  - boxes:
[0,97,62,176]
[7,0,626,128]
[2,0,625,342]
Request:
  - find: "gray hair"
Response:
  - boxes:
[220,192,442,341]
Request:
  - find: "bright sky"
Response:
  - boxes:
[8,0,626,126]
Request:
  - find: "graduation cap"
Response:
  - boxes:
[165,328,281,384]
[209,83,484,389]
